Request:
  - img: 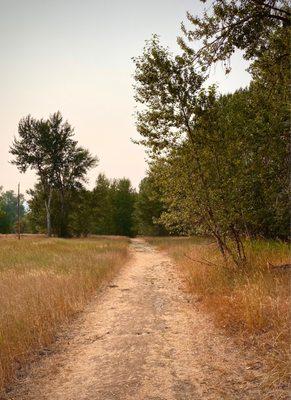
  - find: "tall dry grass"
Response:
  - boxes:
[0,236,129,394]
[147,236,290,392]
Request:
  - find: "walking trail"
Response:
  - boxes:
[8,238,265,400]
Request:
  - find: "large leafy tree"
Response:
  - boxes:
[133,36,205,155]
[49,113,98,236]
[133,28,289,264]
[10,112,97,237]
[10,116,54,236]
[133,38,245,262]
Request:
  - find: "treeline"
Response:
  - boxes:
[132,0,290,264]
[26,175,136,237]
[4,109,165,237]
[0,175,164,238]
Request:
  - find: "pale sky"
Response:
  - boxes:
[0,0,251,196]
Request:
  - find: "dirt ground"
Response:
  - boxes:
[6,238,272,400]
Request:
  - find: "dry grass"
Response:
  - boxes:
[0,235,129,394]
[147,236,290,392]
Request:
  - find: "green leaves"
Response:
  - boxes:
[0,189,25,234]
[133,20,289,264]
[133,37,205,155]
[179,0,290,70]
[10,112,98,237]
[134,174,167,236]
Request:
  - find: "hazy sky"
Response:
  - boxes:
[0,0,251,195]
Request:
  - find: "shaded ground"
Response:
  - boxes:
[6,238,269,400]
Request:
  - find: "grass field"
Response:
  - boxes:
[0,235,129,394]
[147,236,290,391]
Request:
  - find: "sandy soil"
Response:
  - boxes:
[6,238,270,400]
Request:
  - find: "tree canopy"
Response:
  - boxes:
[10,112,97,237]
[178,0,290,71]
[133,1,289,264]
[25,174,137,238]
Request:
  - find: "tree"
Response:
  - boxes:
[49,113,98,236]
[0,188,5,222]
[178,0,290,71]
[91,174,116,235]
[26,183,67,235]
[10,116,53,236]
[133,33,291,264]
[178,0,289,242]
[91,175,137,237]
[25,184,47,234]
[134,174,167,236]
[0,188,25,234]
[133,38,244,262]
[133,36,205,155]
[26,174,138,238]
[10,112,97,237]
[111,179,136,237]
[69,189,95,237]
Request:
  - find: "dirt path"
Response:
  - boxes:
[8,238,265,400]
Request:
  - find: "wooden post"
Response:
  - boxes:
[17,183,20,240]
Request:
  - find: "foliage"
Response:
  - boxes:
[178,0,290,71]
[26,174,137,237]
[133,1,290,264]
[133,36,205,155]
[111,178,137,237]
[134,174,167,236]
[69,189,95,237]
[133,38,247,263]
[91,174,116,235]
[10,112,97,237]
[0,188,25,234]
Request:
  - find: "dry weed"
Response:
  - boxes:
[147,236,290,393]
[0,236,129,393]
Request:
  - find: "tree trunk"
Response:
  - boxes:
[44,189,52,237]
[230,226,247,265]
[46,206,51,237]
[59,189,68,237]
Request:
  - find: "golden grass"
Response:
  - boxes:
[0,236,129,394]
[147,236,290,392]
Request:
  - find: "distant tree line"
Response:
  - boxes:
[26,174,137,237]
[3,111,165,237]
[0,174,165,238]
